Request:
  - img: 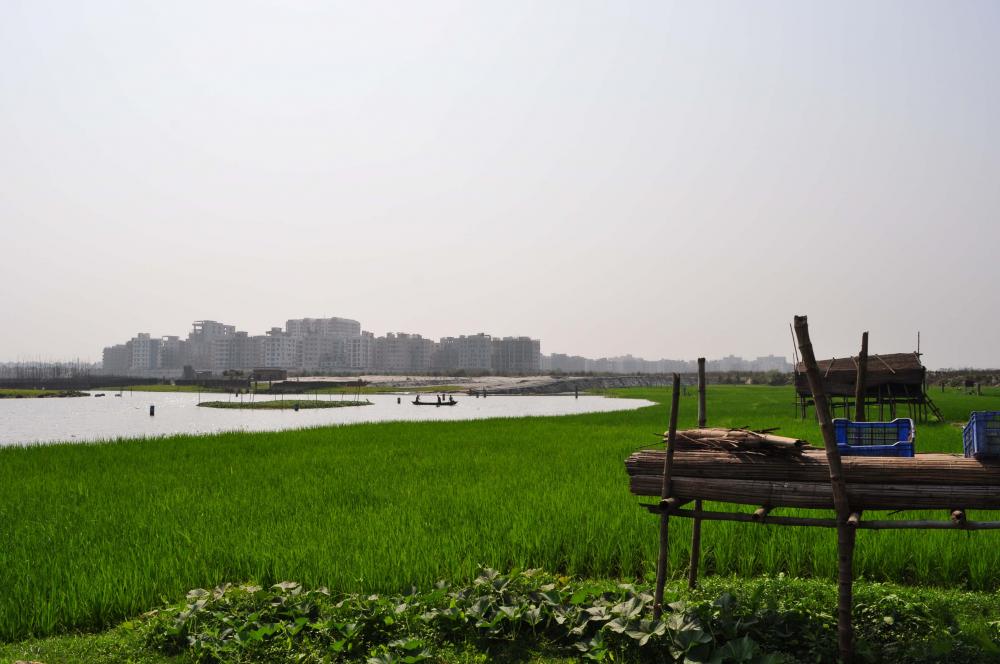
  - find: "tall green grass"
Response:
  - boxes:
[1,385,999,642]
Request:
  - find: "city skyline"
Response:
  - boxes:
[100,316,543,376]
[95,314,796,376]
[0,312,953,370]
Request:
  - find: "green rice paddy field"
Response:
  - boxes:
[1,385,999,642]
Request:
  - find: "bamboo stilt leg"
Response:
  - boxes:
[838,526,856,662]
[688,498,702,589]
[688,358,707,589]
[653,373,682,619]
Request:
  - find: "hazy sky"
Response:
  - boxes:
[2,1,999,368]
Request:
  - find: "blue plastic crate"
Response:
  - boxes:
[963,412,1000,459]
[832,418,915,457]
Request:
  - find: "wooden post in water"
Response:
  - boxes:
[689,358,707,589]
[854,333,868,422]
[794,316,855,663]
[653,373,681,619]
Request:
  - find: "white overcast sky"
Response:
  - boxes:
[1,1,998,368]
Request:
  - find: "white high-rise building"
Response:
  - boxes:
[491,337,541,374]
[257,328,299,369]
[345,331,376,371]
[286,317,361,339]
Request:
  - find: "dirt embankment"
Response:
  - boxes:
[488,375,676,394]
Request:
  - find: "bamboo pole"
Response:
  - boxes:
[645,507,1000,530]
[688,502,702,589]
[689,358,707,590]
[794,315,854,663]
[697,358,706,429]
[653,373,681,619]
[854,332,868,422]
[628,475,1000,510]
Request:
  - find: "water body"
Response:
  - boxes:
[0,392,654,447]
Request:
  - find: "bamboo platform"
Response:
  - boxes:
[640,320,998,662]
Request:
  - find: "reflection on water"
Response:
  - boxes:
[0,392,654,446]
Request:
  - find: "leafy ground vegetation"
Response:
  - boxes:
[1,386,999,651]
[4,569,1000,663]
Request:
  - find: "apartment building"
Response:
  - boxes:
[375,333,435,373]
[209,331,258,372]
[286,317,361,339]
[344,331,376,371]
[491,336,541,374]
[435,333,493,372]
[186,320,236,370]
[129,333,160,371]
[101,343,131,374]
[259,328,298,369]
[300,334,344,372]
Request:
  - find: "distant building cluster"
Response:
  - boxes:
[100,316,791,378]
[101,318,542,377]
[541,353,792,374]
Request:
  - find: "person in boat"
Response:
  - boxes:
[415,395,421,404]
[448,395,455,404]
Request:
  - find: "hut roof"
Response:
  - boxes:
[795,353,924,376]
[794,352,925,397]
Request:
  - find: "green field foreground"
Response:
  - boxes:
[2,385,1000,643]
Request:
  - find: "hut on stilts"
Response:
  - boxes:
[628,316,1000,663]
[794,352,944,422]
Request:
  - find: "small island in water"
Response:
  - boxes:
[197,399,371,410]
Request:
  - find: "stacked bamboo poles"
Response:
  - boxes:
[627,449,1000,487]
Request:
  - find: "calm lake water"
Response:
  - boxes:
[0,392,655,446]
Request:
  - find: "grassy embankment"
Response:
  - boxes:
[2,385,999,646]
[0,388,88,398]
[197,399,371,410]
[95,384,227,393]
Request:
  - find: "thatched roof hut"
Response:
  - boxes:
[794,352,925,399]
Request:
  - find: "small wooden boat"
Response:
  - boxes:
[412,399,458,406]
